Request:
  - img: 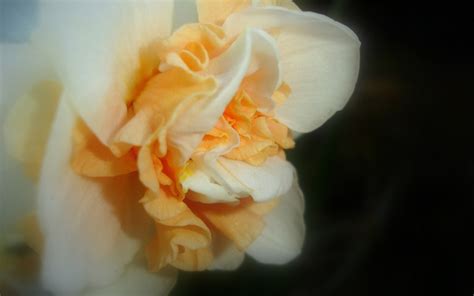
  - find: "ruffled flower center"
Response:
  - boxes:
[70,22,294,272]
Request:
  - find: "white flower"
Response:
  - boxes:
[0,0,359,295]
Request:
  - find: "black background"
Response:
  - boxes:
[172,1,473,295]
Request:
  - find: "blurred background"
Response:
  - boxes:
[1,0,472,295]
[172,1,473,295]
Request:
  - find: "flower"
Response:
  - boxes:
[1,0,360,295]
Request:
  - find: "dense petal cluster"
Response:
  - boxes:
[0,0,360,295]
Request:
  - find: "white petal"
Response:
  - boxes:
[84,266,177,296]
[240,27,281,112]
[182,169,239,203]
[224,7,360,132]
[38,98,139,295]
[34,1,174,144]
[246,174,305,264]
[189,154,293,203]
[168,28,279,163]
[217,156,294,202]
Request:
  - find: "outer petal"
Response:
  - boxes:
[217,156,294,202]
[187,155,294,203]
[246,174,305,264]
[34,1,174,145]
[224,7,360,132]
[38,99,139,295]
[84,266,177,296]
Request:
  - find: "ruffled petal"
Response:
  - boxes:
[224,7,360,132]
[192,200,265,251]
[168,28,278,163]
[71,120,137,177]
[34,0,174,144]
[217,156,294,202]
[38,99,140,295]
[246,175,305,264]
[142,190,213,271]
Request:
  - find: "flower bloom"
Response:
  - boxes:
[1,0,359,294]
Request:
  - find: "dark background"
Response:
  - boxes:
[172,1,473,295]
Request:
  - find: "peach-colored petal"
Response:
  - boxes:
[142,189,213,271]
[71,120,137,177]
[171,247,214,271]
[190,199,268,251]
[141,190,188,222]
[170,28,279,167]
[146,223,212,272]
[224,136,279,166]
[132,67,217,162]
[138,144,173,193]
[252,117,294,149]
[98,173,152,243]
